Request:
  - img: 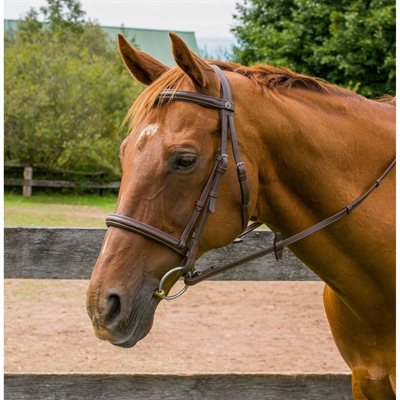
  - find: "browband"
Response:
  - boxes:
[158,89,235,111]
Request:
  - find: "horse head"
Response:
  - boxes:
[86,33,258,347]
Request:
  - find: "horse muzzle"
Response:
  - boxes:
[86,278,159,347]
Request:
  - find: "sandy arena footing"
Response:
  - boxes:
[5,280,350,375]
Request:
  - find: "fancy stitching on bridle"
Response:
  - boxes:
[105,65,396,300]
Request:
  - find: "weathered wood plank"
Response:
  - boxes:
[5,227,105,279]
[4,178,120,189]
[4,178,23,186]
[22,166,32,197]
[5,374,352,400]
[4,228,318,280]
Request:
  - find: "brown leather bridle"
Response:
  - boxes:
[105,65,396,300]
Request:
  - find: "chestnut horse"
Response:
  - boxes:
[87,33,395,399]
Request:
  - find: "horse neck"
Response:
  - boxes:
[236,87,395,323]
[242,88,395,236]
[235,85,395,323]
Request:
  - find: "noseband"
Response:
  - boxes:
[106,65,396,300]
[106,65,253,299]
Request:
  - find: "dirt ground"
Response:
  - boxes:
[5,279,350,375]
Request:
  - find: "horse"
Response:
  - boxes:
[86,33,395,399]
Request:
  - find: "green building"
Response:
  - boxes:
[4,19,200,66]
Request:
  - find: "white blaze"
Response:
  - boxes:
[138,124,159,143]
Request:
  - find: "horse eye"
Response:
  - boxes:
[176,155,196,168]
[170,153,198,173]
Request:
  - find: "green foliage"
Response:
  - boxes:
[232,0,395,97]
[39,0,86,31]
[5,0,143,176]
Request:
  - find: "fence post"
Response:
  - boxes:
[99,173,104,196]
[23,166,32,197]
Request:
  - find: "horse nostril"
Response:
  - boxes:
[104,293,122,326]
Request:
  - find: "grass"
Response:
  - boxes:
[4,191,268,229]
[4,192,117,209]
[4,192,118,227]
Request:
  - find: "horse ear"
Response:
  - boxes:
[169,32,215,90]
[118,34,168,85]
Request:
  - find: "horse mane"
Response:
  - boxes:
[211,60,356,97]
[124,60,362,130]
[376,95,396,106]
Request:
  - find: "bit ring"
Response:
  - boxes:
[153,266,189,300]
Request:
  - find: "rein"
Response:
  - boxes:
[105,65,396,300]
[185,157,396,285]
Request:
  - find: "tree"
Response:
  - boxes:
[232,0,395,97]
[5,0,143,176]
[40,0,86,31]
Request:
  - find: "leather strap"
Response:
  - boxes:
[106,214,188,255]
[184,157,396,286]
[158,89,235,111]
[211,65,250,232]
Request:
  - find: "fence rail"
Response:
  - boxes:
[4,227,318,280]
[5,374,352,400]
[5,177,120,189]
[5,165,120,196]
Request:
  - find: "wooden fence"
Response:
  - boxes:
[4,228,352,399]
[4,165,120,196]
[4,228,317,280]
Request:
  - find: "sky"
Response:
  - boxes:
[4,0,243,39]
